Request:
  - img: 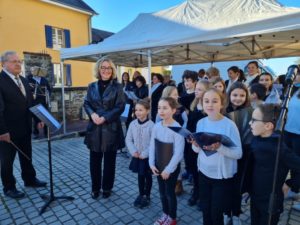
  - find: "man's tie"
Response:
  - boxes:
[15,76,26,96]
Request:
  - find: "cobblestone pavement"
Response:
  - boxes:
[1,137,300,225]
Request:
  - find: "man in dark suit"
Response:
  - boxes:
[27,66,51,139]
[0,51,47,199]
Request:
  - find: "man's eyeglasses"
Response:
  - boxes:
[249,118,265,123]
[100,66,112,71]
[7,60,23,64]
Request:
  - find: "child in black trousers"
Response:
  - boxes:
[246,103,300,225]
[125,99,154,208]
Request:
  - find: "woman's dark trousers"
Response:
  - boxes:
[90,150,117,192]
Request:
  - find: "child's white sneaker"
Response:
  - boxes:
[232,216,242,225]
[154,213,168,225]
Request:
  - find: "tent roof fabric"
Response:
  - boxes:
[155,0,296,29]
[61,0,300,67]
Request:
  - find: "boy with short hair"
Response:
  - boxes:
[249,83,267,109]
[179,70,198,111]
[246,103,300,225]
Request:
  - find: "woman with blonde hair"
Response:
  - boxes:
[84,57,126,199]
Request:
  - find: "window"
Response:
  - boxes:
[45,25,71,49]
[53,63,62,86]
[52,27,65,50]
[53,63,72,87]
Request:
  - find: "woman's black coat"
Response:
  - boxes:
[150,84,164,121]
[134,85,148,100]
[84,79,126,152]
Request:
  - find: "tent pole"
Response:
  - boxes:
[60,61,66,134]
[147,49,152,96]
[116,65,120,81]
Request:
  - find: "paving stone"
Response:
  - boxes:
[74,213,86,221]
[106,215,120,224]
[1,219,15,225]
[45,215,59,224]
[121,215,135,224]
[30,216,44,224]
[77,218,92,224]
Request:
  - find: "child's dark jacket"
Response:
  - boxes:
[242,134,300,213]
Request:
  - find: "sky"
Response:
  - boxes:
[83,0,300,75]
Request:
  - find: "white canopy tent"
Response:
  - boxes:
[61,0,300,67]
[59,0,300,133]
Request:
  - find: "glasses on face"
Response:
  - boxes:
[100,66,112,71]
[7,60,23,64]
[249,118,265,123]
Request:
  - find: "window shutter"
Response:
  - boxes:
[45,25,53,48]
[50,64,55,86]
[66,64,72,86]
[64,29,71,48]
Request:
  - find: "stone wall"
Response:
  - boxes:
[50,87,88,121]
[23,52,54,85]
[23,51,87,122]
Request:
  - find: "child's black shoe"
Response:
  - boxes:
[133,195,143,207]
[139,195,150,208]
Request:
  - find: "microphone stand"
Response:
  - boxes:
[39,88,74,215]
[267,81,294,225]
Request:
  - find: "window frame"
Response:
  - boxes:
[52,27,65,50]
[53,63,66,87]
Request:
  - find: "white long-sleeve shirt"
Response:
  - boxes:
[192,116,242,179]
[149,121,185,174]
[125,119,154,159]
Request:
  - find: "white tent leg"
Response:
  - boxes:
[147,49,152,96]
[60,61,66,134]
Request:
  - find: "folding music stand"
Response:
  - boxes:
[30,104,74,215]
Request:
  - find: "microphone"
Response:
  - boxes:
[285,65,299,84]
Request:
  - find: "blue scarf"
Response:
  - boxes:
[150,82,162,95]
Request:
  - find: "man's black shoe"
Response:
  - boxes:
[4,189,25,199]
[25,179,47,187]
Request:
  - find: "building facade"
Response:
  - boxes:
[0,0,97,87]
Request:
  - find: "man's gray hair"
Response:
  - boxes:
[0,51,17,63]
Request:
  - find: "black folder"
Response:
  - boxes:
[155,139,173,173]
[168,127,236,156]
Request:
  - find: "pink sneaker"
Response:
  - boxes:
[154,213,168,225]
